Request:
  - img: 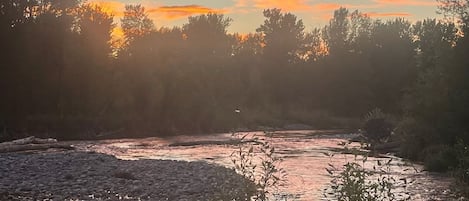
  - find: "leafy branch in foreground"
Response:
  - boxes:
[324,143,412,201]
[230,132,286,201]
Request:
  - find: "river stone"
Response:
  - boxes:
[0,151,255,200]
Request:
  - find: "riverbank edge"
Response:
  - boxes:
[0,150,256,201]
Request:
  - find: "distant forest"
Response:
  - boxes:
[1,0,468,148]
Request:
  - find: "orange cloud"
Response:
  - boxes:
[236,0,250,7]
[374,0,438,6]
[253,0,312,11]
[245,1,380,12]
[365,12,412,17]
[313,3,343,11]
[311,3,382,13]
[149,5,226,20]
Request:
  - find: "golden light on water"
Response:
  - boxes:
[82,131,456,200]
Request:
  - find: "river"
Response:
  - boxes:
[76,130,459,200]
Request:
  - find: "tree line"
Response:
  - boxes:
[1,0,468,167]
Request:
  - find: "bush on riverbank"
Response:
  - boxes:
[324,142,411,201]
[230,132,286,201]
[362,108,394,144]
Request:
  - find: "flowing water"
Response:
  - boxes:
[76,130,459,200]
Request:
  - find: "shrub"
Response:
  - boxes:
[324,142,411,201]
[329,162,385,200]
[394,117,427,160]
[423,145,458,172]
[363,108,394,144]
[230,132,285,201]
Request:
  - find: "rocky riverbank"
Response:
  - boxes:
[0,151,255,201]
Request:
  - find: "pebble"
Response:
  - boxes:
[0,151,255,200]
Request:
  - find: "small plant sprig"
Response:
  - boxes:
[364,108,387,122]
[324,142,412,201]
[230,132,286,201]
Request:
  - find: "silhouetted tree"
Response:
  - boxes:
[183,13,233,58]
[438,0,469,30]
[65,3,114,117]
[256,9,312,114]
[323,8,350,55]
[368,19,416,113]
[396,0,469,172]
[257,8,311,63]
[121,4,154,47]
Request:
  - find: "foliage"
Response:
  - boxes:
[0,2,466,145]
[394,117,430,160]
[324,143,411,201]
[326,162,397,201]
[257,8,312,63]
[423,144,458,172]
[395,0,469,177]
[364,108,387,122]
[1,0,468,197]
[230,132,285,201]
[437,0,469,30]
[390,2,469,198]
[121,4,154,45]
[362,108,393,144]
[183,13,233,58]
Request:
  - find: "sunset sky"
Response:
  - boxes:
[90,0,442,33]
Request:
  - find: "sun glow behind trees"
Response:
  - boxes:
[0,0,468,145]
[2,0,469,191]
[86,0,442,34]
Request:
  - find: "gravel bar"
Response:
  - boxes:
[0,151,255,201]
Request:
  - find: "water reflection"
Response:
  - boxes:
[78,130,457,200]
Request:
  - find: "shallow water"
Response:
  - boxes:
[77,130,458,200]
